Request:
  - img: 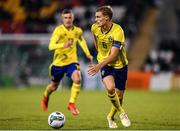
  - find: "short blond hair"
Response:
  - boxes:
[62,9,73,15]
[96,5,113,20]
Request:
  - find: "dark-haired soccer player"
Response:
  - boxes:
[41,9,93,116]
[88,6,131,128]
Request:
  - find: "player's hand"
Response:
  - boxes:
[87,55,93,64]
[64,40,73,48]
[88,64,101,76]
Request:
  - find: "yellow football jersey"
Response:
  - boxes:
[91,22,128,69]
[49,25,91,66]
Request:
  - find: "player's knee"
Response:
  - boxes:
[50,83,59,91]
[71,70,81,84]
[51,87,57,91]
[107,88,115,95]
[73,78,81,84]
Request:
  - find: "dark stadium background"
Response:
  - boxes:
[0,0,180,90]
[0,0,180,130]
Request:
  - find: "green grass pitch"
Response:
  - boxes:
[0,86,180,130]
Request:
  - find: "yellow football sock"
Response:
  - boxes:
[43,84,53,98]
[107,92,124,115]
[108,105,117,118]
[69,83,80,103]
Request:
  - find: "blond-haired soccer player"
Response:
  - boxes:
[88,6,131,128]
[41,9,93,116]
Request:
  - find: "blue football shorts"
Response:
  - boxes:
[100,65,128,90]
[49,63,80,83]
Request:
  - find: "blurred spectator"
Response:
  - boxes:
[143,39,180,73]
[21,0,60,33]
[0,0,26,33]
[0,0,154,35]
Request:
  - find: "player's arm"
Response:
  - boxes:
[99,41,123,66]
[78,35,90,56]
[78,35,93,63]
[91,23,98,50]
[92,34,98,50]
[48,28,64,51]
[49,28,72,51]
[88,44,120,76]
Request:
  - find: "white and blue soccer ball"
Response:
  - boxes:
[48,111,65,129]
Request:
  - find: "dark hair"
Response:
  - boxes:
[96,6,113,20]
[62,9,73,14]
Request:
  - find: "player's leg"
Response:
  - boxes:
[103,76,124,128]
[69,70,81,104]
[107,104,118,128]
[108,89,123,121]
[107,104,117,128]
[104,76,130,128]
[41,82,59,111]
[116,89,124,105]
[116,89,130,127]
[66,63,81,115]
[41,65,64,111]
[114,66,131,127]
[103,76,125,114]
[101,66,120,128]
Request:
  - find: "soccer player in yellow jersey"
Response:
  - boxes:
[41,9,93,116]
[88,6,131,128]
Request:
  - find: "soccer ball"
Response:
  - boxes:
[48,111,65,129]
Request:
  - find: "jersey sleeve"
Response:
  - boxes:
[113,27,125,43]
[49,27,64,51]
[77,28,91,56]
[112,26,125,50]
